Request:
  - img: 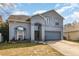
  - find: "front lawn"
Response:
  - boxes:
[0,42,63,56]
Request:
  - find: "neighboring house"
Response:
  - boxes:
[8,10,64,42]
[64,23,79,40]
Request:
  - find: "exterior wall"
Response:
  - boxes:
[42,10,63,29]
[42,11,63,40]
[64,23,79,40]
[64,23,79,32]
[9,21,31,40]
[64,31,79,40]
[31,15,45,41]
[31,11,63,41]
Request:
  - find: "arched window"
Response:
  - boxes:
[35,23,41,31]
[17,27,24,31]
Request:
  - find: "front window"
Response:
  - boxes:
[45,16,51,25]
[17,27,24,31]
[15,26,25,40]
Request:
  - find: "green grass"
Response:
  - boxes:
[0,42,38,50]
[0,42,63,56]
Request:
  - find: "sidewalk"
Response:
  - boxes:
[47,40,79,56]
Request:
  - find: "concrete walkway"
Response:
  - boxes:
[47,40,79,56]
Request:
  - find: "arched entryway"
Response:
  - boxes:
[15,26,26,40]
[34,23,42,41]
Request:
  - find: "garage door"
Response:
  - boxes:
[45,31,61,41]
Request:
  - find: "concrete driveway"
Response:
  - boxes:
[47,40,79,56]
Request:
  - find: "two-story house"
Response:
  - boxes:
[8,10,64,42]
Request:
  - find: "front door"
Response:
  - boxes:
[17,31,24,40]
[34,23,42,41]
[18,35,24,40]
[35,31,42,41]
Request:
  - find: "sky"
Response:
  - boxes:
[0,3,79,25]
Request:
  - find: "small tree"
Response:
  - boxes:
[1,20,9,42]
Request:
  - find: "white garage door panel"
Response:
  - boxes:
[45,31,61,40]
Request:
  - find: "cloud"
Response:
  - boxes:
[64,11,79,24]
[56,6,72,14]
[56,3,79,14]
[56,6,70,14]
[74,12,79,18]
[55,3,79,24]
[54,4,61,8]
[11,11,29,15]
[33,10,47,15]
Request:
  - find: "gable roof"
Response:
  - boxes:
[8,15,30,19]
[8,15,30,22]
[8,9,64,22]
[32,10,64,20]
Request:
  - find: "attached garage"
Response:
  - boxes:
[45,31,61,41]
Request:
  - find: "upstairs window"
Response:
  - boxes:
[55,22,59,25]
[45,16,50,24]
